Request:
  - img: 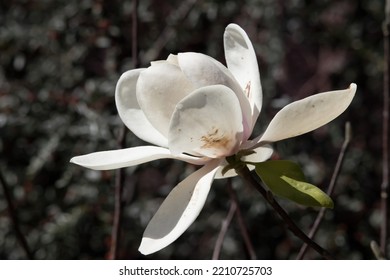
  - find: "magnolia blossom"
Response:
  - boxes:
[71,24,356,255]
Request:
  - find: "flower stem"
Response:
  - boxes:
[236,165,332,260]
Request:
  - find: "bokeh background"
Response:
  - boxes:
[0,0,386,259]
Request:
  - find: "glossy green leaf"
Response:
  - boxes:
[254,160,334,208]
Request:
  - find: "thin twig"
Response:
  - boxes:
[212,180,257,259]
[296,122,352,259]
[142,0,198,63]
[381,0,390,257]
[212,197,236,260]
[227,182,257,260]
[0,168,34,259]
[109,0,138,259]
[370,240,386,260]
[109,124,127,260]
[236,165,332,259]
[131,0,139,69]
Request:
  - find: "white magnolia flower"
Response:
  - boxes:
[71,24,356,255]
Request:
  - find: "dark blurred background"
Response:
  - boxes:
[0,0,386,259]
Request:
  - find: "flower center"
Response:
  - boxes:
[200,127,231,156]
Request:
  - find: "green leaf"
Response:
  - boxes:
[254,160,334,208]
[280,176,334,208]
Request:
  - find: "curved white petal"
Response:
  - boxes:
[214,145,274,179]
[115,69,168,147]
[139,160,220,255]
[242,145,274,163]
[224,24,262,129]
[70,146,208,170]
[150,54,178,66]
[136,62,195,137]
[178,52,252,138]
[178,52,240,90]
[168,85,244,158]
[259,83,357,144]
[214,162,240,179]
[214,162,255,179]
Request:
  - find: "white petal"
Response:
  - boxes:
[214,161,239,179]
[150,54,179,66]
[224,24,263,129]
[214,162,255,179]
[70,146,207,170]
[242,145,274,163]
[178,52,252,138]
[139,160,220,255]
[115,69,168,147]
[136,62,195,137]
[168,85,244,158]
[259,83,357,144]
[214,145,273,179]
[178,52,239,89]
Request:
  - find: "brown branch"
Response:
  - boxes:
[381,0,390,257]
[212,195,236,260]
[236,165,332,260]
[296,122,352,259]
[141,0,198,63]
[0,168,34,259]
[212,179,257,260]
[371,240,386,260]
[227,182,257,260]
[109,125,127,260]
[109,0,138,260]
[131,0,139,69]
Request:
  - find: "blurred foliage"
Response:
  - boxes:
[0,0,387,259]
